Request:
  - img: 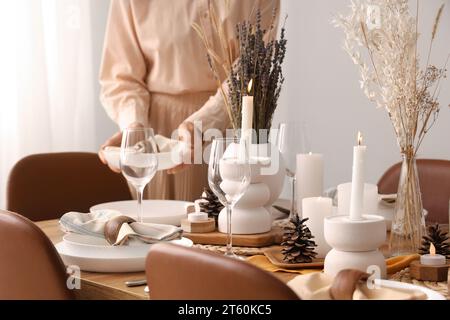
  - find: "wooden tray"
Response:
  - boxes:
[183,227,283,248]
[263,246,324,269]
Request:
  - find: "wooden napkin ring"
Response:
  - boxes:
[330,269,370,300]
[104,216,136,245]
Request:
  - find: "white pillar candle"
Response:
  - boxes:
[296,153,324,215]
[302,197,333,258]
[188,212,208,222]
[349,132,367,220]
[337,183,378,215]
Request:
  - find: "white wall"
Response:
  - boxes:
[90,0,117,148]
[90,0,450,190]
[274,0,450,192]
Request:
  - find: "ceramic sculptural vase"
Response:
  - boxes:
[217,143,285,234]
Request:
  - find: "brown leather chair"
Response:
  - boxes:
[7,152,131,221]
[146,243,299,300]
[0,210,74,299]
[378,159,450,224]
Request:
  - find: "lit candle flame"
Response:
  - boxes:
[357,131,363,146]
[247,79,253,95]
[430,243,436,256]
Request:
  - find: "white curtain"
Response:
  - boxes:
[0,0,97,208]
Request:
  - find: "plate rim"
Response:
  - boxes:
[63,233,153,249]
[56,237,193,260]
[90,199,193,212]
[375,279,445,300]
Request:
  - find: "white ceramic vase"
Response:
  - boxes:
[218,143,285,234]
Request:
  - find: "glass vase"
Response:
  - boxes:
[389,152,426,256]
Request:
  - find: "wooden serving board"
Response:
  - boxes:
[183,227,283,248]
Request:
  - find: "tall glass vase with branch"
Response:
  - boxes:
[389,146,425,256]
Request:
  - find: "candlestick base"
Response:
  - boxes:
[324,249,386,278]
[324,214,387,278]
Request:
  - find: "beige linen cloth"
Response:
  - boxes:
[287,273,427,300]
[59,210,182,246]
[99,0,279,201]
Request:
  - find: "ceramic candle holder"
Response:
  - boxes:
[217,143,285,235]
[324,214,387,278]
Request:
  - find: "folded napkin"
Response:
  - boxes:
[247,254,420,275]
[287,272,427,300]
[104,135,182,154]
[60,210,183,246]
[154,134,182,153]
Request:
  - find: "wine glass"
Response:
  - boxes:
[276,122,310,220]
[208,137,251,259]
[120,127,158,223]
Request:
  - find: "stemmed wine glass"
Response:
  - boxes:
[276,122,310,220]
[120,127,158,223]
[208,137,251,259]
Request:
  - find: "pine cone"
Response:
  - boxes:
[281,215,318,264]
[199,188,224,220]
[419,224,450,258]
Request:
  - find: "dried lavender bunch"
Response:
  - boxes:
[228,9,287,142]
[193,5,286,139]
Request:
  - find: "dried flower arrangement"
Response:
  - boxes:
[333,0,449,254]
[333,0,448,157]
[193,4,287,142]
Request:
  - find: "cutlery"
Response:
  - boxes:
[125,279,147,287]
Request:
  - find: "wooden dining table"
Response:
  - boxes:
[37,219,300,300]
[37,219,448,300]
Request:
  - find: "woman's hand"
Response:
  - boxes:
[167,121,197,174]
[98,122,144,173]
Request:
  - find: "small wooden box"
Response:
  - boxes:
[181,218,215,233]
[409,260,450,282]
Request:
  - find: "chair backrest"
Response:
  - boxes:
[146,243,299,300]
[378,159,450,224]
[0,210,74,299]
[7,152,131,221]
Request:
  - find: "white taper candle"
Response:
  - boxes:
[349,132,366,220]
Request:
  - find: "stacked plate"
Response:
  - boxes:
[56,199,194,272]
[56,233,193,273]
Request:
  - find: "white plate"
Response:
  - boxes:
[103,147,182,171]
[63,233,153,257]
[375,279,445,300]
[90,200,191,226]
[56,236,193,273]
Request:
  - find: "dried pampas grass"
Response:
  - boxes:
[333,0,448,156]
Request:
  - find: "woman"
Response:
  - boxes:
[98,0,279,201]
